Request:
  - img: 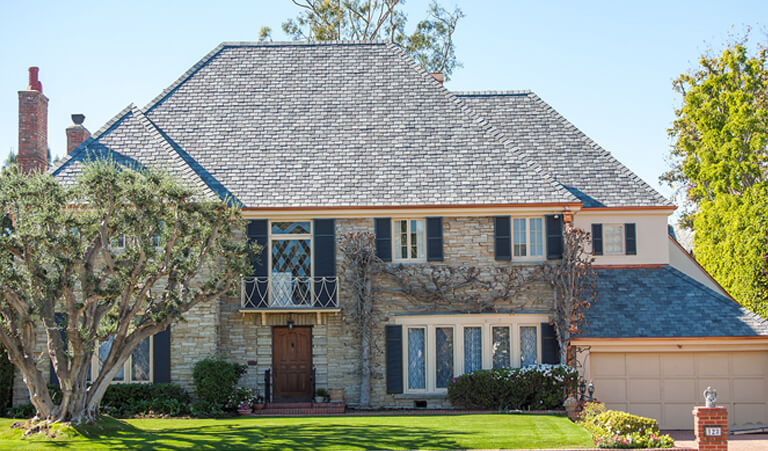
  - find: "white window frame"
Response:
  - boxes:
[602,223,625,255]
[90,336,154,384]
[392,218,427,262]
[511,217,546,260]
[267,220,315,305]
[396,313,549,394]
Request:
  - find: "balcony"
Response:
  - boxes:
[240,275,339,312]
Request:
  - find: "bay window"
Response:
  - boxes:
[398,316,546,393]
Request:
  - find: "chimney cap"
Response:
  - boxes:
[27,67,42,92]
[71,114,85,125]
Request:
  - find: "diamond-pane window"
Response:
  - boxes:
[272,221,311,235]
[271,239,311,306]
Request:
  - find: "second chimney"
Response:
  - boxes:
[66,114,90,154]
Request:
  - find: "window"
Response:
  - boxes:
[463,327,482,374]
[435,327,454,389]
[492,326,511,368]
[93,336,152,383]
[398,316,548,393]
[112,234,126,249]
[393,219,426,261]
[407,327,426,390]
[519,326,538,366]
[603,224,624,255]
[512,217,544,258]
[269,221,312,307]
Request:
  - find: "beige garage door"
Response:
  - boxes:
[590,351,768,430]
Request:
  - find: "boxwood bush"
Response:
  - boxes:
[447,364,578,410]
[579,405,674,449]
[46,382,190,418]
[192,355,247,415]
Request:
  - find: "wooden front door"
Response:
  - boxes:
[272,326,312,402]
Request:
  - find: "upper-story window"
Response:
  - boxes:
[603,224,624,255]
[512,217,544,258]
[270,221,312,306]
[393,219,426,261]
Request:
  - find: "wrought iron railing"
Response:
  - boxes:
[241,276,338,309]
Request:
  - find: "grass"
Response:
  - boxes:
[0,414,594,450]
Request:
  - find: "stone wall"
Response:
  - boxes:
[217,216,555,408]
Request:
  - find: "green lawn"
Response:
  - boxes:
[0,414,593,450]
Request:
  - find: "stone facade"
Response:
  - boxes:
[12,215,554,408]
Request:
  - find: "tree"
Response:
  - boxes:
[338,231,382,408]
[0,161,251,428]
[662,42,768,225]
[541,225,597,364]
[281,0,464,79]
[3,150,16,169]
[663,40,768,315]
[693,184,768,318]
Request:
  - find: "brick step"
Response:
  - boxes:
[250,406,346,416]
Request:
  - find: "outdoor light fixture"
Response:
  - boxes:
[287,319,295,330]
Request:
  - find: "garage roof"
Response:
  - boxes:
[581,266,768,338]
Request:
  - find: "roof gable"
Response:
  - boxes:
[454,91,672,208]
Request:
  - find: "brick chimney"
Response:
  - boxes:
[66,114,90,154]
[18,67,48,174]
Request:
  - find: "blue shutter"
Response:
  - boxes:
[313,219,336,307]
[246,219,269,307]
[545,215,563,259]
[591,224,603,256]
[49,313,67,386]
[540,323,560,364]
[385,325,403,394]
[625,223,637,255]
[375,218,392,262]
[426,217,443,262]
[153,326,171,383]
[494,216,511,260]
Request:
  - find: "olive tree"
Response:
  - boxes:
[0,161,251,428]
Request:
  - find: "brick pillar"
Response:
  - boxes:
[66,114,90,154]
[18,67,49,174]
[693,406,728,451]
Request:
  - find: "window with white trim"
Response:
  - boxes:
[603,224,624,255]
[512,217,544,258]
[399,316,545,393]
[393,219,426,261]
[90,336,152,383]
[269,221,313,307]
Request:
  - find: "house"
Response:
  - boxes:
[13,41,768,430]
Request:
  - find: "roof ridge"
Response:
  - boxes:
[130,106,215,197]
[526,92,673,207]
[51,104,136,177]
[453,90,533,97]
[220,40,389,46]
[384,43,578,205]
[663,266,763,318]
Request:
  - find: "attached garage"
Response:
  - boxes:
[577,267,768,430]
[583,346,768,430]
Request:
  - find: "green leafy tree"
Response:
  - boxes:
[3,150,16,169]
[281,0,464,79]
[0,161,252,427]
[663,41,768,316]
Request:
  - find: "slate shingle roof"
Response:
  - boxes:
[454,91,672,208]
[53,42,577,208]
[580,267,768,337]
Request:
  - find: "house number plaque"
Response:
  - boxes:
[705,427,722,437]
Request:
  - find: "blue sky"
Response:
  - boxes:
[1,1,765,202]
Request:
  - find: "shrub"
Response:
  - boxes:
[0,345,13,417]
[581,409,674,449]
[100,383,191,417]
[192,355,246,415]
[6,403,35,419]
[447,364,578,410]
